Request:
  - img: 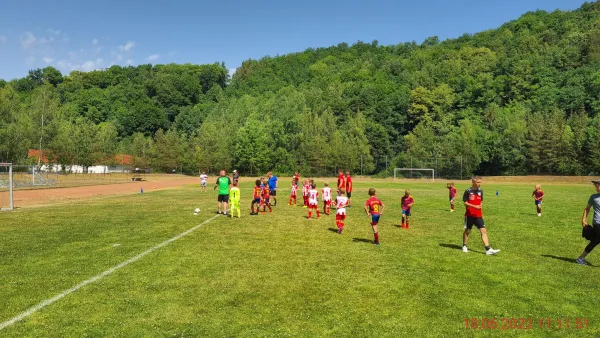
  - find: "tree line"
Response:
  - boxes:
[2,1,600,177]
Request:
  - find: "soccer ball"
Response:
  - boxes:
[194,208,200,215]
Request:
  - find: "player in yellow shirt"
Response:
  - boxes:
[229,180,241,218]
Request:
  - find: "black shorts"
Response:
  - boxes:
[464,216,485,230]
[270,189,277,196]
[218,194,229,203]
[347,192,352,198]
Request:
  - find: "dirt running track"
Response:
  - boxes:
[12,177,201,208]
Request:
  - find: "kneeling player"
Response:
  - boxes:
[364,188,385,245]
[335,189,349,234]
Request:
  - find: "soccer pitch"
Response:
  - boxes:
[1,179,599,337]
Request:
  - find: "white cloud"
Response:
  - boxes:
[43,57,54,64]
[81,60,96,72]
[0,36,7,44]
[119,41,135,52]
[21,32,37,49]
[146,54,159,62]
[92,38,98,45]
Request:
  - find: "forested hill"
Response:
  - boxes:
[2,1,600,177]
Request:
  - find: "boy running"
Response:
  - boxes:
[289,181,298,206]
[364,188,385,245]
[446,181,457,212]
[308,182,321,220]
[322,182,332,215]
[229,180,241,218]
[401,189,414,229]
[335,189,349,234]
[200,171,208,192]
[251,180,262,215]
[532,184,544,217]
[462,176,500,255]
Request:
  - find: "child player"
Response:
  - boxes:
[322,182,332,215]
[262,183,273,213]
[302,179,310,208]
[251,180,262,215]
[308,182,321,220]
[532,184,544,217]
[289,180,298,206]
[446,181,457,212]
[335,189,349,234]
[401,189,414,229]
[200,171,208,192]
[229,180,241,218]
[364,188,385,245]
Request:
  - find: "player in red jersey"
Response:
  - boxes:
[251,180,262,215]
[308,182,321,219]
[322,182,332,215]
[335,189,349,234]
[462,176,500,255]
[289,181,298,206]
[345,171,353,206]
[401,189,414,229]
[337,169,345,196]
[262,183,272,213]
[364,188,385,245]
[292,172,300,185]
[302,179,310,208]
[532,184,544,217]
[446,181,457,212]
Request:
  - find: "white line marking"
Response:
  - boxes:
[0,213,223,331]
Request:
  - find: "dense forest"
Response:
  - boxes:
[2,1,600,177]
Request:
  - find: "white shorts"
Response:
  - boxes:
[309,199,318,205]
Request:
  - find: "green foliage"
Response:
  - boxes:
[3,2,600,176]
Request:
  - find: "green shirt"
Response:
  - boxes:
[229,187,240,203]
[216,176,231,195]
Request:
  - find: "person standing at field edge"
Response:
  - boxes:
[214,170,232,215]
[337,169,345,196]
[576,179,600,265]
[268,171,278,206]
[345,170,353,206]
[462,176,500,255]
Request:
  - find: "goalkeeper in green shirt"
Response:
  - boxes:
[229,180,241,218]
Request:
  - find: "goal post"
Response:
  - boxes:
[0,163,14,211]
[393,168,435,183]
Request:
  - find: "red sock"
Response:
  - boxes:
[316,209,320,218]
[451,205,454,210]
[308,210,312,218]
[251,205,255,213]
[406,220,410,228]
[374,232,379,243]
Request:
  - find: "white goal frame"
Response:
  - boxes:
[393,168,435,182]
[0,163,14,211]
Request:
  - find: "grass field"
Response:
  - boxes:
[1,179,599,337]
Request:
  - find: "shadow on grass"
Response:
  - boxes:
[328,228,339,233]
[439,243,485,254]
[353,238,374,244]
[541,254,595,267]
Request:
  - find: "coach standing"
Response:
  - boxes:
[267,171,278,206]
[214,170,232,215]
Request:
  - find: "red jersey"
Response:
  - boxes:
[253,186,262,199]
[262,186,270,198]
[337,174,345,190]
[463,188,483,218]
[302,184,309,196]
[291,184,298,196]
[533,189,544,201]
[401,195,414,211]
[448,186,457,198]
[365,196,383,215]
[345,175,353,192]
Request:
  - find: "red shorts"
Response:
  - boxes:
[336,213,346,221]
[309,203,318,208]
[324,200,331,205]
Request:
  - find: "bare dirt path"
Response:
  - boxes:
[12,176,201,208]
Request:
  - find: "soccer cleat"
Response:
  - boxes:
[450,209,455,212]
[486,248,500,255]
[373,241,380,246]
[338,227,343,234]
[302,206,307,208]
[537,213,541,217]
[462,246,468,253]
[576,257,588,265]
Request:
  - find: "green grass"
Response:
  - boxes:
[1,180,599,337]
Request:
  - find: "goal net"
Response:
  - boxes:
[0,163,14,211]
[393,168,435,183]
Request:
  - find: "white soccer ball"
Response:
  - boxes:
[194,208,200,214]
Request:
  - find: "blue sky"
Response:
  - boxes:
[0,0,587,81]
